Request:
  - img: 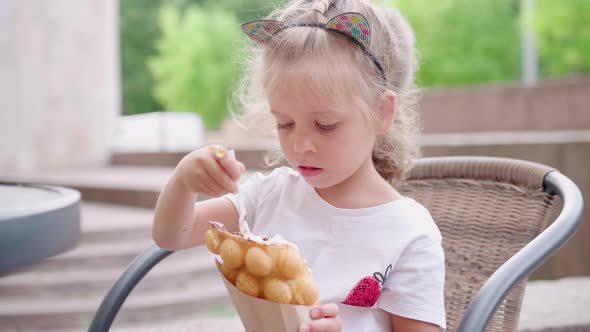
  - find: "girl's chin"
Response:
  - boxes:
[303,174,345,190]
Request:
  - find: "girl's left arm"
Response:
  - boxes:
[390,314,441,332]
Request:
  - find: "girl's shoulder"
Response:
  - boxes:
[387,197,443,245]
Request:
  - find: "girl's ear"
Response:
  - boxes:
[375,89,396,135]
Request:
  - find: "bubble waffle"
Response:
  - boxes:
[205,222,320,306]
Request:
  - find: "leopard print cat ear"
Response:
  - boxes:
[241,20,289,44]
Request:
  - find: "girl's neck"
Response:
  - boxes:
[314,158,402,209]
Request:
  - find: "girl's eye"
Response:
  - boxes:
[317,122,339,131]
[277,122,294,130]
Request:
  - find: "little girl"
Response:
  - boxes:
[153,0,446,331]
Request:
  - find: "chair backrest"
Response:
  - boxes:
[398,157,557,332]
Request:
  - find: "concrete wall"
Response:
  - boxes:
[420,77,590,133]
[0,0,120,172]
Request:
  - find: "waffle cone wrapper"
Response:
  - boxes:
[215,260,312,332]
[206,221,319,331]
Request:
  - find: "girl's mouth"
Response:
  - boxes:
[298,166,323,177]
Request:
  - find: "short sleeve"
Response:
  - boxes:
[223,172,264,231]
[377,238,447,329]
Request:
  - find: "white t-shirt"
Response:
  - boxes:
[225,167,446,331]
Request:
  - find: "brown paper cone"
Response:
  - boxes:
[215,260,312,332]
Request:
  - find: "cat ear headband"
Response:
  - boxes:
[241,12,387,82]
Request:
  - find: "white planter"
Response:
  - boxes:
[112,112,205,153]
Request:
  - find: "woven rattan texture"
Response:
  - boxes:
[399,173,556,331]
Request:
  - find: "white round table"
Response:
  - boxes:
[0,182,80,273]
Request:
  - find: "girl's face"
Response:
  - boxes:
[268,81,377,189]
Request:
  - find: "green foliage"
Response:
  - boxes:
[534,0,590,77]
[202,0,276,21]
[120,0,205,116]
[148,5,245,129]
[119,0,163,115]
[380,0,521,87]
[120,0,272,120]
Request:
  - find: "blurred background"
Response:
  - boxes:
[0,0,588,331]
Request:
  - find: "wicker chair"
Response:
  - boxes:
[89,156,584,332]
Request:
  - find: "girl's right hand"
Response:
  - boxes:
[174,145,246,197]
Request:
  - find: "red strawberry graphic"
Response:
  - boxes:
[342,265,392,307]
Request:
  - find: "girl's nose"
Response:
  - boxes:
[293,132,316,154]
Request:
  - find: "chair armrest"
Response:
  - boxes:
[457,171,584,332]
[88,244,174,332]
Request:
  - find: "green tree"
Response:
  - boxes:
[534,0,590,77]
[120,0,163,115]
[149,5,244,129]
[203,0,276,22]
[379,0,521,87]
[120,0,204,116]
[120,0,272,117]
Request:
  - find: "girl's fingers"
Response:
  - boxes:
[198,179,219,197]
[200,163,229,195]
[192,169,219,196]
[299,304,341,332]
[311,303,339,319]
[300,317,341,332]
[213,146,244,181]
[204,155,238,194]
[201,170,224,197]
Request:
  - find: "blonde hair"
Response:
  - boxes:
[232,0,421,184]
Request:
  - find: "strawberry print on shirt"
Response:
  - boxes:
[342,265,392,307]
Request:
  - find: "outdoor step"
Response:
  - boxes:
[0,273,231,331]
[82,224,153,244]
[79,202,154,244]
[0,166,173,208]
[49,316,245,332]
[19,240,204,274]
[110,147,273,169]
[0,247,217,298]
[30,238,158,272]
[0,166,259,208]
[109,316,244,332]
[518,277,590,332]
